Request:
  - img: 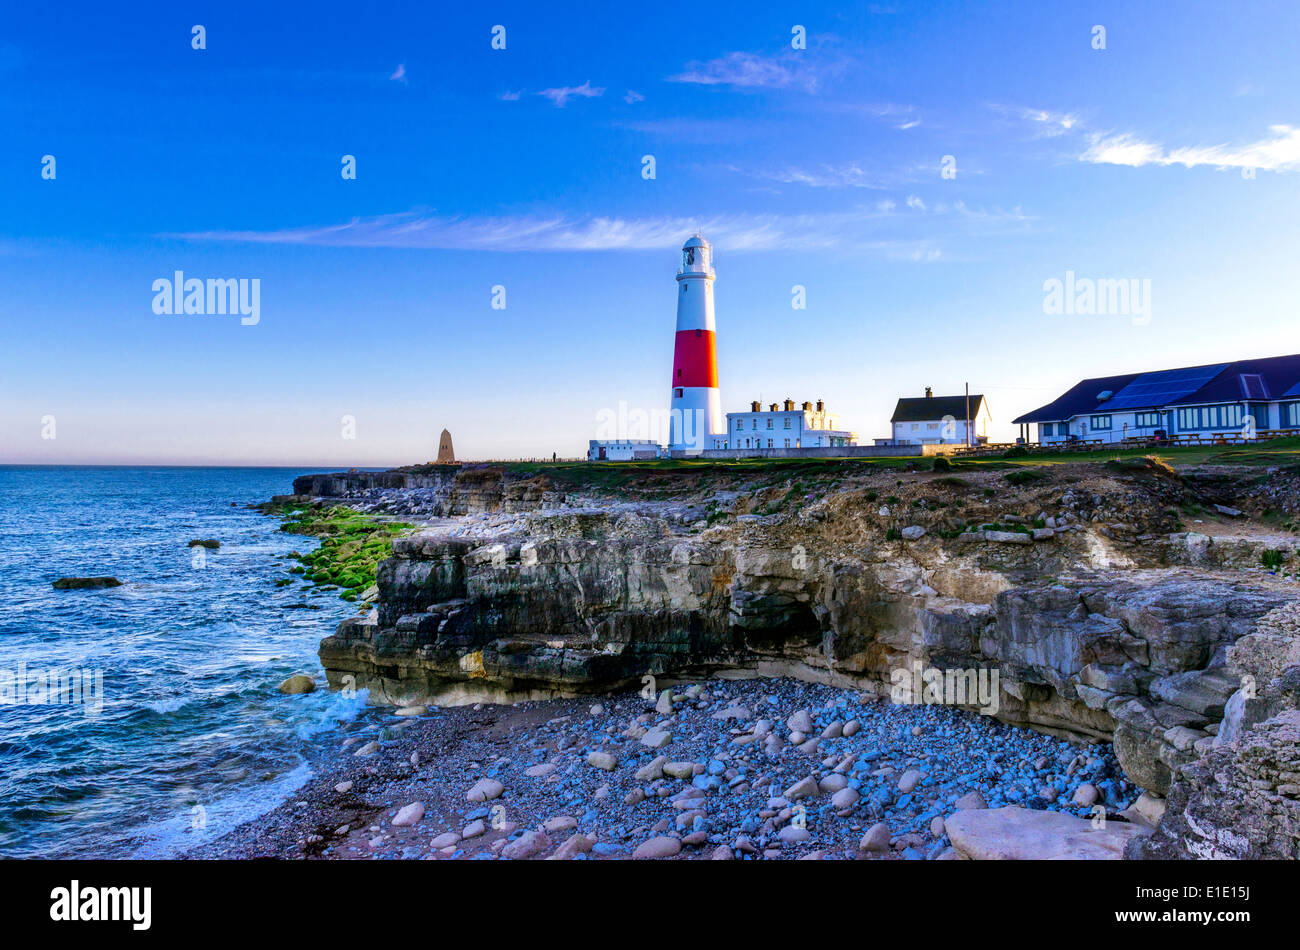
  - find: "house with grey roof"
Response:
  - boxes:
[890,388,990,446]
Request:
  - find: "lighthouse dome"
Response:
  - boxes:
[680,234,713,274]
[683,234,709,249]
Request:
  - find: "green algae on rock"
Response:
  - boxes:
[258,501,412,603]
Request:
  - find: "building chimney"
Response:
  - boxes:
[750,400,760,412]
[816,399,824,412]
[925,387,933,398]
[802,401,812,411]
[769,403,778,411]
[783,398,795,411]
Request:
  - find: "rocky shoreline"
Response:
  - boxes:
[201,456,1300,858]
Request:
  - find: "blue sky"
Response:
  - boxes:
[3,0,1299,464]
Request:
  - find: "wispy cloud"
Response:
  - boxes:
[388,64,406,83]
[988,103,1080,137]
[499,89,524,101]
[537,80,604,107]
[623,90,644,104]
[1080,124,1300,172]
[668,50,835,93]
[751,163,893,190]
[171,204,1028,256]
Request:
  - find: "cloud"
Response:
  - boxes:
[499,89,524,101]
[752,163,891,190]
[170,204,1028,256]
[537,81,604,107]
[668,51,832,93]
[987,103,1080,137]
[623,90,644,104]
[905,195,926,211]
[389,64,406,82]
[1080,124,1300,172]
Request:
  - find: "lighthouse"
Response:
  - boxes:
[669,234,724,453]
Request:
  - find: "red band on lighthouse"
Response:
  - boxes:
[672,329,718,388]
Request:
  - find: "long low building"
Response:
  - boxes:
[1013,353,1300,445]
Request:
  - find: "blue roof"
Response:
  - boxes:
[1103,363,1228,410]
[1013,353,1300,424]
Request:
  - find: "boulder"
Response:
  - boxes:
[278,674,316,695]
[945,806,1148,860]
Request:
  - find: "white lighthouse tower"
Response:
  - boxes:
[668,234,724,454]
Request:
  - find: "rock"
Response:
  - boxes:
[1131,711,1300,859]
[954,790,987,811]
[431,832,460,849]
[354,741,380,758]
[784,775,820,800]
[663,761,695,780]
[586,751,618,771]
[710,706,750,720]
[1071,783,1099,807]
[820,721,843,739]
[778,825,810,844]
[786,709,813,733]
[897,769,926,794]
[831,787,860,811]
[543,815,578,834]
[278,674,316,695]
[633,835,682,860]
[640,728,672,749]
[900,525,926,541]
[1119,792,1166,830]
[635,756,668,781]
[1214,504,1243,517]
[930,816,946,837]
[394,703,427,716]
[502,829,550,859]
[655,690,674,714]
[710,845,734,860]
[461,819,487,839]
[589,704,604,716]
[466,778,505,802]
[334,781,353,794]
[187,539,220,548]
[842,719,861,737]
[624,788,645,806]
[52,576,122,590]
[552,833,594,859]
[860,822,891,852]
[391,802,424,827]
[525,762,557,778]
[945,806,1148,860]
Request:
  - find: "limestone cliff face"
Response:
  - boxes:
[310,462,1300,814]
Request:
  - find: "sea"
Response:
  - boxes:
[0,466,369,858]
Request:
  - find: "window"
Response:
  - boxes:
[766,419,773,429]
[1176,404,1244,431]
[767,439,773,448]
[1135,412,1161,428]
[1286,403,1300,428]
[783,438,791,447]
[927,422,938,430]
[911,423,919,431]
[751,420,757,430]
[735,420,743,431]
[1090,415,1112,430]
[783,418,791,429]
[674,388,683,397]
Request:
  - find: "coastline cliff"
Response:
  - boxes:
[279,457,1300,859]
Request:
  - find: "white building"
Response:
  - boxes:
[1013,354,1300,445]
[587,439,666,461]
[889,389,990,445]
[711,399,858,450]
